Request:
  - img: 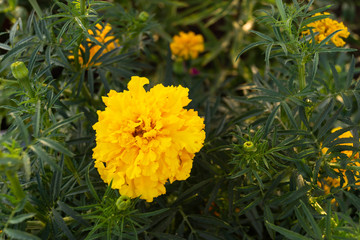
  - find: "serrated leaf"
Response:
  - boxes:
[300,201,322,239]
[276,0,286,21]
[4,228,41,240]
[85,165,101,202]
[52,209,76,240]
[264,104,280,137]
[266,221,312,240]
[236,41,268,61]
[43,113,83,135]
[58,201,89,226]
[313,99,334,132]
[38,138,74,157]
[33,100,41,138]
[8,213,36,224]
[346,55,355,88]
[250,30,274,42]
[29,145,60,170]
[11,113,30,146]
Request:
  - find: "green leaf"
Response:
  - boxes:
[29,145,59,170]
[228,168,250,179]
[52,209,76,240]
[264,205,275,239]
[236,41,269,61]
[275,0,286,21]
[343,191,360,211]
[266,221,312,240]
[51,156,64,202]
[4,228,41,240]
[313,99,334,132]
[295,207,315,239]
[325,201,332,239]
[346,55,355,88]
[8,213,36,224]
[310,53,319,84]
[250,30,274,42]
[174,178,212,205]
[265,42,274,67]
[38,138,74,157]
[43,113,83,135]
[340,92,352,111]
[264,104,280,137]
[33,100,41,138]
[329,63,340,90]
[281,101,298,129]
[3,40,35,61]
[85,165,101,202]
[11,113,30,146]
[318,106,343,139]
[316,29,342,49]
[58,201,89,226]
[299,201,322,239]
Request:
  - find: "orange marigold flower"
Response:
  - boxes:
[318,128,360,202]
[69,23,120,68]
[170,31,204,60]
[92,76,206,202]
[302,12,350,47]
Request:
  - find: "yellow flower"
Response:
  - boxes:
[170,31,204,60]
[302,12,350,47]
[92,76,206,202]
[69,23,120,68]
[318,128,360,201]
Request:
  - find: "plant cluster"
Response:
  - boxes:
[0,0,360,239]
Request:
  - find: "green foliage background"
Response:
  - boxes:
[1,0,360,239]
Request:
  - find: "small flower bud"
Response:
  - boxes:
[11,61,29,81]
[243,141,257,152]
[138,11,149,22]
[335,65,342,73]
[116,195,131,211]
[10,61,34,97]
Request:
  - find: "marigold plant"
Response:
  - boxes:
[69,23,120,68]
[302,12,350,47]
[170,31,204,60]
[92,76,206,202]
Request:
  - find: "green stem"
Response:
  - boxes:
[6,171,48,223]
[80,0,86,15]
[298,59,306,90]
[27,0,43,18]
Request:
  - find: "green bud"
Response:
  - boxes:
[335,65,342,73]
[138,11,149,22]
[10,61,34,97]
[116,195,131,211]
[243,141,256,152]
[11,61,29,81]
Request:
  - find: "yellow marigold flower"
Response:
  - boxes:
[69,23,119,68]
[170,31,204,60]
[302,12,350,47]
[318,128,360,202]
[92,76,206,202]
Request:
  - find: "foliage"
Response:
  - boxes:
[1,0,360,239]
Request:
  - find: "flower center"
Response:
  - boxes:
[133,125,146,137]
[132,120,156,138]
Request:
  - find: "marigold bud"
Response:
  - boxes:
[243,141,256,152]
[116,195,131,211]
[10,61,34,97]
[138,11,149,22]
[11,61,29,81]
